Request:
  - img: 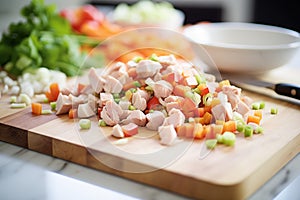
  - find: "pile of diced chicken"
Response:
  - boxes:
[55,54,253,145]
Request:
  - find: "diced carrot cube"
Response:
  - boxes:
[31,103,42,115]
[223,120,237,133]
[194,123,205,139]
[247,115,261,125]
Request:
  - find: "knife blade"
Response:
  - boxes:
[222,74,300,101]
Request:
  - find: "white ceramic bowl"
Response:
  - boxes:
[183,22,300,73]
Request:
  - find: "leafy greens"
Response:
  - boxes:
[0,0,90,77]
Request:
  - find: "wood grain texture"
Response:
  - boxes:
[0,85,300,199]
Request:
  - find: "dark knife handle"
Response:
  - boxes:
[274,83,300,100]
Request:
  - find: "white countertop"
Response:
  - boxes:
[0,141,300,200]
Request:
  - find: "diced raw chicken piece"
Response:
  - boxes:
[77,103,95,118]
[126,110,146,126]
[166,101,181,113]
[119,99,131,110]
[157,54,177,67]
[222,85,242,109]
[162,65,183,82]
[136,60,162,78]
[101,100,123,126]
[104,61,127,77]
[241,96,253,107]
[146,111,165,131]
[211,102,233,121]
[88,68,105,93]
[122,123,138,137]
[112,124,124,138]
[80,84,94,95]
[163,108,185,127]
[158,125,177,145]
[136,88,150,101]
[88,94,99,112]
[99,93,114,107]
[103,75,123,93]
[56,93,72,115]
[120,110,132,121]
[164,95,184,103]
[132,92,147,111]
[68,94,87,108]
[236,100,251,116]
[153,80,173,99]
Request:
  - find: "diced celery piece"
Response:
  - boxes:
[244,125,253,137]
[236,122,245,133]
[259,101,265,109]
[271,107,278,115]
[41,109,52,115]
[10,103,26,109]
[98,119,107,127]
[251,102,260,110]
[222,132,236,146]
[10,96,17,103]
[205,139,218,149]
[50,102,57,110]
[216,134,223,144]
[79,119,91,130]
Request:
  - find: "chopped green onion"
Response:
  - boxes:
[10,103,26,109]
[10,96,17,103]
[79,119,91,130]
[149,54,159,62]
[194,74,205,84]
[128,105,136,110]
[133,81,141,87]
[205,139,218,149]
[98,119,107,127]
[244,125,253,137]
[112,93,120,99]
[222,132,236,146]
[130,88,137,93]
[50,102,57,110]
[133,56,143,63]
[203,93,213,106]
[192,87,201,94]
[41,109,52,115]
[149,109,154,113]
[145,86,153,91]
[114,98,120,104]
[271,107,278,115]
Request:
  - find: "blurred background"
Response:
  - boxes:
[0,0,299,33]
[89,0,300,32]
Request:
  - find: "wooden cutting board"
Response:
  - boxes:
[1,71,300,200]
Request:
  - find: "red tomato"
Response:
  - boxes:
[147,96,160,110]
[79,5,105,23]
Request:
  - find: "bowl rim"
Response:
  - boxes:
[183,22,300,50]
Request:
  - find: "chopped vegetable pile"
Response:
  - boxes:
[112,0,180,26]
[0,0,90,77]
[47,53,272,148]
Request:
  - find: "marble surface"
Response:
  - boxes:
[0,140,299,200]
[1,3,300,199]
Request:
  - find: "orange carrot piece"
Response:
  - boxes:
[253,110,263,121]
[247,115,261,125]
[69,108,78,119]
[31,103,42,115]
[203,112,212,125]
[194,123,205,139]
[223,120,237,133]
[49,83,60,101]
